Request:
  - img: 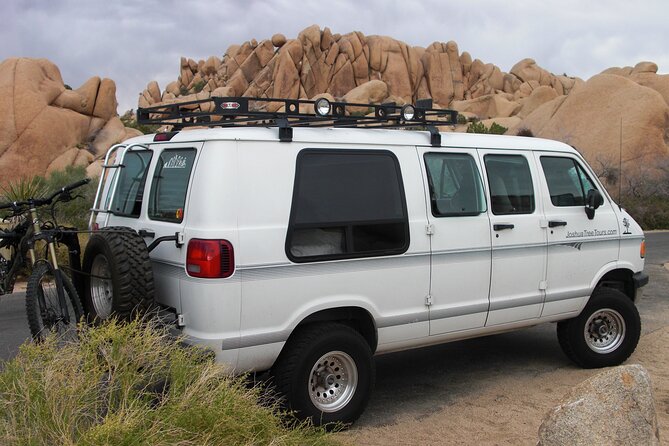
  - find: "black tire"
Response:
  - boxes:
[271,322,375,427]
[26,262,84,342]
[82,226,154,321]
[557,287,641,368]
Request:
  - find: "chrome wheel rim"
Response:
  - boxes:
[308,350,357,413]
[584,308,626,353]
[90,254,113,319]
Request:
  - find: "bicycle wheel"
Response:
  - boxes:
[25,262,84,342]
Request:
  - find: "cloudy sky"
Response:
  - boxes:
[4,0,669,112]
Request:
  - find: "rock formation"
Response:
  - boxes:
[140,26,581,113]
[0,58,141,185]
[2,26,669,186]
[140,25,669,181]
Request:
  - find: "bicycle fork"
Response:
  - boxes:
[29,207,71,324]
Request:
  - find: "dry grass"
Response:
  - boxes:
[0,320,340,446]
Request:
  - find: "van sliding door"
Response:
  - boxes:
[418,147,492,335]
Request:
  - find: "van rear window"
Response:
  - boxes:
[109,150,152,217]
[148,148,196,223]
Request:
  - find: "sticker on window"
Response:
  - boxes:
[149,148,196,223]
[163,154,188,169]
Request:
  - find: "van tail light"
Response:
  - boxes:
[640,239,646,259]
[186,239,234,278]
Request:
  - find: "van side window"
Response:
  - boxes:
[540,156,598,207]
[484,154,535,215]
[424,153,487,216]
[110,150,153,217]
[148,148,197,223]
[287,150,409,262]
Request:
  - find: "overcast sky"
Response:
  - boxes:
[4,0,669,113]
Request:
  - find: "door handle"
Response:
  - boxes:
[548,220,567,228]
[493,223,515,231]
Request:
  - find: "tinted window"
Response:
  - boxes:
[424,153,487,217]
[148,148,197,223]
[110,150,152,217]
[287,150,409,261]
[484,154,535,215]
[541,156,598,207]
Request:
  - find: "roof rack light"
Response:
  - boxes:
[314,98,331,117]
[401,104,416,121]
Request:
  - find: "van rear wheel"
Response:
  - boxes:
[82,227,154,321]
[271,323,374,427]
[557,288,640,368]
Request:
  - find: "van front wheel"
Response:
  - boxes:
[557,288,640,368]
[272,323,374,426]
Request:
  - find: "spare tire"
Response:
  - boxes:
[82,226,154,321]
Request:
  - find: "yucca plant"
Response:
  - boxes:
[0,176,48,204]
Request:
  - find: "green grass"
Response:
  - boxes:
[0,319,340,446]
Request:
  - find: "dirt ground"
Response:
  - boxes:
[341,264,669,445]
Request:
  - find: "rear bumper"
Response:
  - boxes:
[633,271,649,290]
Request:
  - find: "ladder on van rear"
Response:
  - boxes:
[89,143,151,229]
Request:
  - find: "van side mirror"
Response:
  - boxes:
[585,189,604,220]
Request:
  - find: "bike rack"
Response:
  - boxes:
[89,143,151,229]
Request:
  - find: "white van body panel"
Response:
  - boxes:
[93,127,647,373]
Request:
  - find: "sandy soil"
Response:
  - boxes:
[341,265,669,445]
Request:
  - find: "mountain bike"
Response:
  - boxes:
[0,178,90,341]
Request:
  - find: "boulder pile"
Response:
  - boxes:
[141,25,669,180]
[140,25,581,118]
[2,26,668,186]
[0,58,141,184]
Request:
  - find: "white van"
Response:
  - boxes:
[84,98,648,425]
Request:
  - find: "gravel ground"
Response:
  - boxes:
[342,262,669,445]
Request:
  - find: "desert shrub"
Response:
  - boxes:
[516,128,534,137]
[0,319,338,446]
[120,110,160,135]
[466,120,487,134]
[619,194,669,230]
[41,166,97,230]
[456,113,468,125]
[191,80,206,93]
[465,120,507,135]
[488,122,507,135]
[0,177,49,206]
[1,167,96,229]
[1,167,96,271]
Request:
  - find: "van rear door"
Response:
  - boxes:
[102,141,204,313]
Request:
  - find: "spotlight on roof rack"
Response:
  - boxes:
[401,104,416,121]
[314,98,331,117]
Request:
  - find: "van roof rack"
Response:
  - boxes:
[137,97,457,146]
